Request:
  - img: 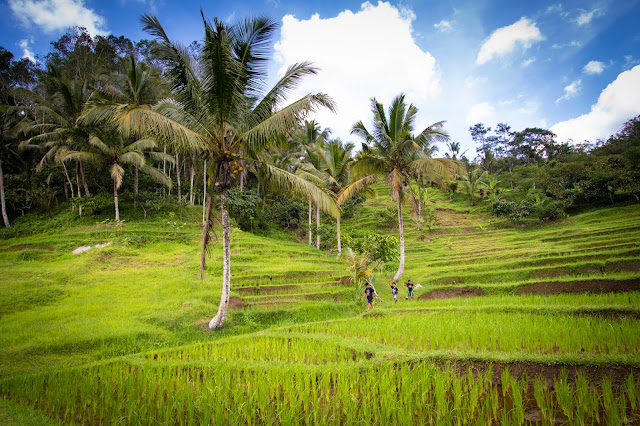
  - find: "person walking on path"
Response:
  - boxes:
[405,279,414,300]
[361,282,379,312]
[390,281,399,303]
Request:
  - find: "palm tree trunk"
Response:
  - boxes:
[336,214,341,257]
[239,162,245,191]
[200,194,213,279]
[162,146,166,199]
[315,203,320,249]
[175,153,181,203]
[113,180,120,222]
[0,161,10,228]
[202,160,207,225]
[417,178,423,231]
[308,198,312,245]
[79,161,90,197]
[61,163,74,203]
[393,197,405,282]
[75,161,82,217]
[134,166,139,209]
[209,192,230,330]
[189,164,195,205]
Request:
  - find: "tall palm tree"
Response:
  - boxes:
[317,139,375,256]
[82,54,167,208]
[293,119,330,248]
[64,129,172,221]
[351,93,455,282]
[19,67,92,212]
[118,14,337,329]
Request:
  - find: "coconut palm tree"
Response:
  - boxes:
[19,66,92,212]
[82,54,167,208]
[462,167,487,206]
[317,139,375,256]
[293,119,330,248]
[64,129,172,221]
[351,93,456,282]
[117,14,337,329]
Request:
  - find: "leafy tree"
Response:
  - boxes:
[121,14,337,329]
[351,93,455,282]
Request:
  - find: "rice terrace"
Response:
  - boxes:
[1,1,640,425]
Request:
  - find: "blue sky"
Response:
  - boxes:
[2,0,640,157]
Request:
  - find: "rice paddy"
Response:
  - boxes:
[1,187,639,424]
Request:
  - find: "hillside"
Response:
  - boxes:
[1,189,640,424]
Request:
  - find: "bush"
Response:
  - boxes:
[491,199,534,221]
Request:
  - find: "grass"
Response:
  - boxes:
[1,186,639,424]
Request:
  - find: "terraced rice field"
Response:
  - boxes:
[1,188,639,424]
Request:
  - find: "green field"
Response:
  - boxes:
[1,187,640,424]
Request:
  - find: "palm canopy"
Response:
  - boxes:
[351,93,456,282]
[114,14,338,215]
[351,93,453,197]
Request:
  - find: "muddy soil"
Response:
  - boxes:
[419,287,485,300]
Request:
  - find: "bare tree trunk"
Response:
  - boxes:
[162,146,166,199]
[393,197,405,282]
[113,180,120,222]
[202,160,207,225]
[189,164,194,205]
[315,203,320,249]
[308,198,312,245]
[200,194,213,280]
[79,161,90,197]
[175,153,181,203]
[417,178,423,231]
[0,161,10,228]
[134,166,139,209]
[75,161,82,217]
[239,161,245,191]
[336,214,341,257]
[209,192,230,330]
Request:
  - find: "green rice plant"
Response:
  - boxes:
[554,370,574,421]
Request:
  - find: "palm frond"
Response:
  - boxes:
[262,164,339,218]
[337,175,378,205]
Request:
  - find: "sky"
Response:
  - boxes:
[1,0,640,158]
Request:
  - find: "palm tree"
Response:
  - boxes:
[19,67,92,212]
[462,167,487,206]
[118,14,337,329]
[317,139,375,256]
[64,129,172,221]
[82,54,167,208]
[294,119,330,248]
[351,93,455,282]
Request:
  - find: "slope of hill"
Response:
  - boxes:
[1,189,639,424]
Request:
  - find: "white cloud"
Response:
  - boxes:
[522,57,536,67]
[434,20,453,33]
[624,55,640,70]
[18,38,35,62]
[551,65,640,142]
[476,17,544,65]
[552,40,581,49]
[583,60,605,75]
[546,4,563,14]
[576,9,602,26]
[9,0,108,36]
[555,79,582,103]
[466,102,494,125]
[274,1,440,144]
